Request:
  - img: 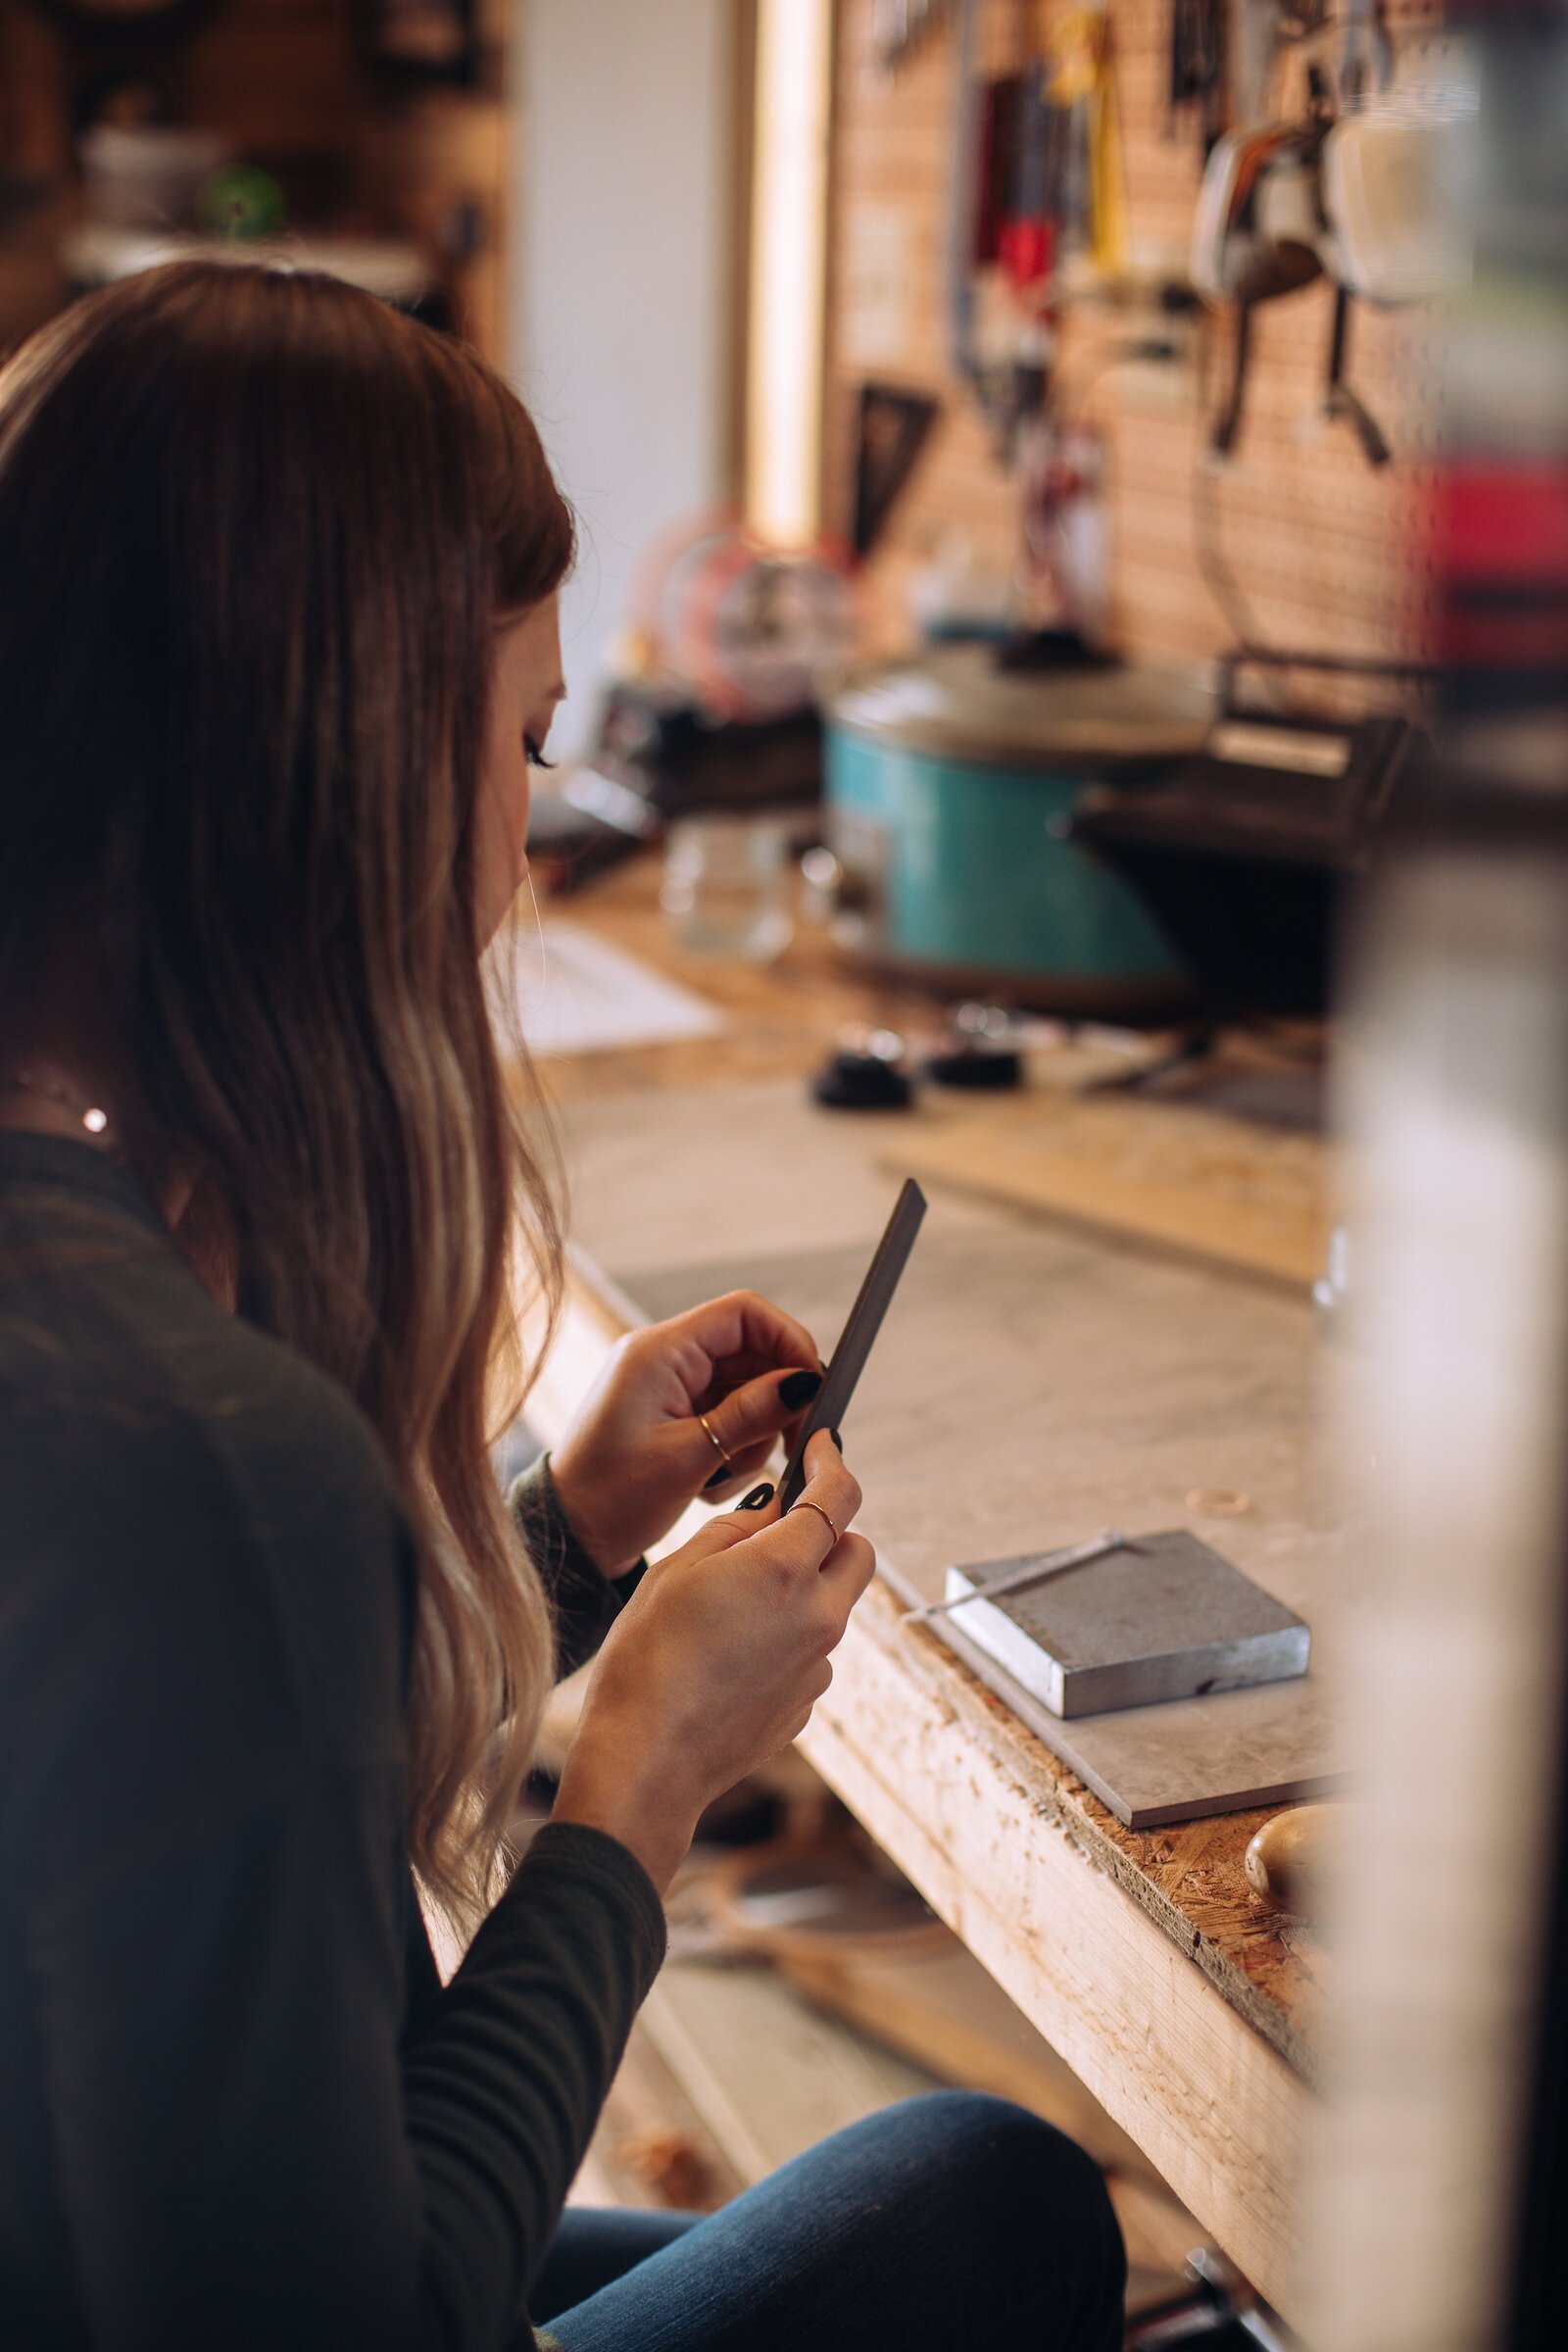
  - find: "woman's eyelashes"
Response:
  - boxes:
[523,734,556,771]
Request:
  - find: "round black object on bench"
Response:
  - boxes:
[811,1049,914,1111]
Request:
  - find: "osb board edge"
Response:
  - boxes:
[856,1577,1320,2082]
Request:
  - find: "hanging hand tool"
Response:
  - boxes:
[1169,0,1227,154]
[1048,3,1128,277]
[1337,0,1393,109]
[1322,283,1391,466]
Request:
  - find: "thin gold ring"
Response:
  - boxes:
[792,1498,840,1547]
[698,1411,733,1472]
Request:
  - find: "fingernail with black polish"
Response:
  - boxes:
[830,1427,844,1452]
[738,1482,774,1510]
[779,1369,822,1410]
[818,1357,830,1375]
[704,1464,731,1491]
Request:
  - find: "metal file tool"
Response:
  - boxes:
[777,1178,927,1514]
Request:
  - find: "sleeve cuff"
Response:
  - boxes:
[508,1456,647,1682]
[517,1819,667,1988]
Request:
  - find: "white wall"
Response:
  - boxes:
[512,0,738,760]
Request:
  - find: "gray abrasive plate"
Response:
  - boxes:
[942,1529,1309,1719]
[933,1607,1346,1827]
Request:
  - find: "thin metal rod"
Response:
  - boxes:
[902,1530,1132,1626]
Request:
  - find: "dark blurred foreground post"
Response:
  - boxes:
[1307,9,1568,2348]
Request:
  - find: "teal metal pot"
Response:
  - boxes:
[825,647,1215,1015]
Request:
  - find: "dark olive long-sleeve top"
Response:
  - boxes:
[0,1134,663,2351]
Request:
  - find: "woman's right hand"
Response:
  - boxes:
[552,1431,873,1894]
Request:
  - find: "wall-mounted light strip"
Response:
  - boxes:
[746,0,834,549]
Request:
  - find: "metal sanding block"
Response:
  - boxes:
[942,1529,1309,1719]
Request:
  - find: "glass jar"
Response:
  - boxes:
[660,814,794,962]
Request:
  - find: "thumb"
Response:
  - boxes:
[683,1482,783,1559]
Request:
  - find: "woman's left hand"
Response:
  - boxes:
[547,1290,824,1576]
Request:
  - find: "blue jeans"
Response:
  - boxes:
[530,2090,1126,2351]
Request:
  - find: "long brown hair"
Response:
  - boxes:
[0,261,572,1928]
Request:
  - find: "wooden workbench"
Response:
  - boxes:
[517,857,1334,2323]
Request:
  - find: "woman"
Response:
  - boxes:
[0,262,1124,2351]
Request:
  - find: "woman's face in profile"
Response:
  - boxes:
[477,594,566,943]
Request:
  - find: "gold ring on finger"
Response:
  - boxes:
[698,1411,734,1472]
[792,1498,840,1546]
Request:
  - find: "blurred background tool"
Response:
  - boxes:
[1072,649,1426,1024]
[1189,0,1465,463]
[811,1028,914,1112]
[922,1001,1026,1091]
[584,503,855,835]
[822,641,1211,1012]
